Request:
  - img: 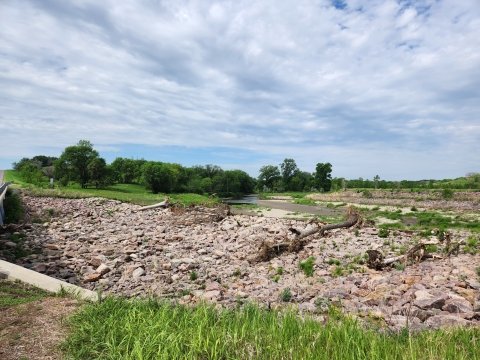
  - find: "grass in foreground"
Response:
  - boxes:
[0,279,50,307]
[61,297,480,360]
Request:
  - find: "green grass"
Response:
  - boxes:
[0,279,50,307]
[299,257,316,277]
[5,170,218,206]
[60,297,480,360]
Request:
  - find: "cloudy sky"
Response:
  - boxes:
[1,0,479,180]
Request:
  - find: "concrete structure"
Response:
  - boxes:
[0,259,98,301]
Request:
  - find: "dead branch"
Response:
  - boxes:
[138,198,170,211]
[254,207,361,262]
[447,239,464,257]
[367,240,444,270]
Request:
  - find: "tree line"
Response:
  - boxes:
[13,141,256,196]
[257,159,333,192]
[12,141,480,195]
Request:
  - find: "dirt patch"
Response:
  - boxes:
[0,297,79,360]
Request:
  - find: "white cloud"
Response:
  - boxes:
[0,0,479,179]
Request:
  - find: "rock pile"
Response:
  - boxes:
[309,191,480,211]
[1,196,479,331]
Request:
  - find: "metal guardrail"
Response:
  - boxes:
[0,182,13,226]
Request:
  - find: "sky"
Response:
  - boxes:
[0,0,479,181]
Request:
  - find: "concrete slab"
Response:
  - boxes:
[0,259,98,301]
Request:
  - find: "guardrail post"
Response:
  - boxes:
[0,203,4,225]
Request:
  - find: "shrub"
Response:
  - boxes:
[410,206,417,212]
[279,287,292,302]
[442,188,454,199]
[378,229,389,238]
[299,257,315,277]
[3,190,23,224]
[332,266,343,277]
[395,263,406,271]
[362,190,373,198]
[190,271,198,281]
[276,267,283,275]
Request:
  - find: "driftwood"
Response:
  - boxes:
[255,207,361,262]
[138,198,170,211]
[367,240,442,270]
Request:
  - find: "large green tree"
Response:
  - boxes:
[141,162,178,194]
[280,159,299,190]
[258,165,281,190]
[54,140,105,188]
[315,162,332,192]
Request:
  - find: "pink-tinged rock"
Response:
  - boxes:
[386,315,421,327]
[298,303,317,312]
[132,267,145,279]
[443,302,474,314]
[414,290,433,301]
[162,263,172,270]
[84,273,102,282]
[205,281,223,292]
[96,263,111,275]
[90,258,102,267]
[455,288,477,305]
[424,315,472,329]
[414,296,448,310]
[202,290,221,300]
[466,279,480,290]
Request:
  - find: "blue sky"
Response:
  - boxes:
[0,0,479,180]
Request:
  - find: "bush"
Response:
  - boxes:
[378,229,389,238]
[279,287,292,302]
[299,257,315,277]
[362,190,373,198]
[3,190,23,224]
[441,188,454,199]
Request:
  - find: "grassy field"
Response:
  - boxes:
[60,296,480,360]
[5,170,217,206]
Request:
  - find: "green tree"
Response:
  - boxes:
[315,163,332,192]
[88,157,107,188]
[258,165,281,190]
[374,175,380,189]
[280,159,299,190]
[54,140,103,188]
[141,162,178,194]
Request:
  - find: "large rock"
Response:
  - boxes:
[424,315,472,329]
[414,295,447,310]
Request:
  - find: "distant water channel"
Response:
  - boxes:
[222,195,259,205]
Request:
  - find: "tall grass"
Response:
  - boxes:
[61,297,480,360]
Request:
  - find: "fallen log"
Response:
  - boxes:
[255,207,361,262]
[138,198,170,211]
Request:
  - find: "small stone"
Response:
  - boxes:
[162,263,172,270]
[132,268,145,278]
[96,263,111,275]
[84,273,102,282]
[205,281,223,292]
[90,258,102,267]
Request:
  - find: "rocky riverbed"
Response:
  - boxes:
[308,191,480,211]
[1,196,479,331]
